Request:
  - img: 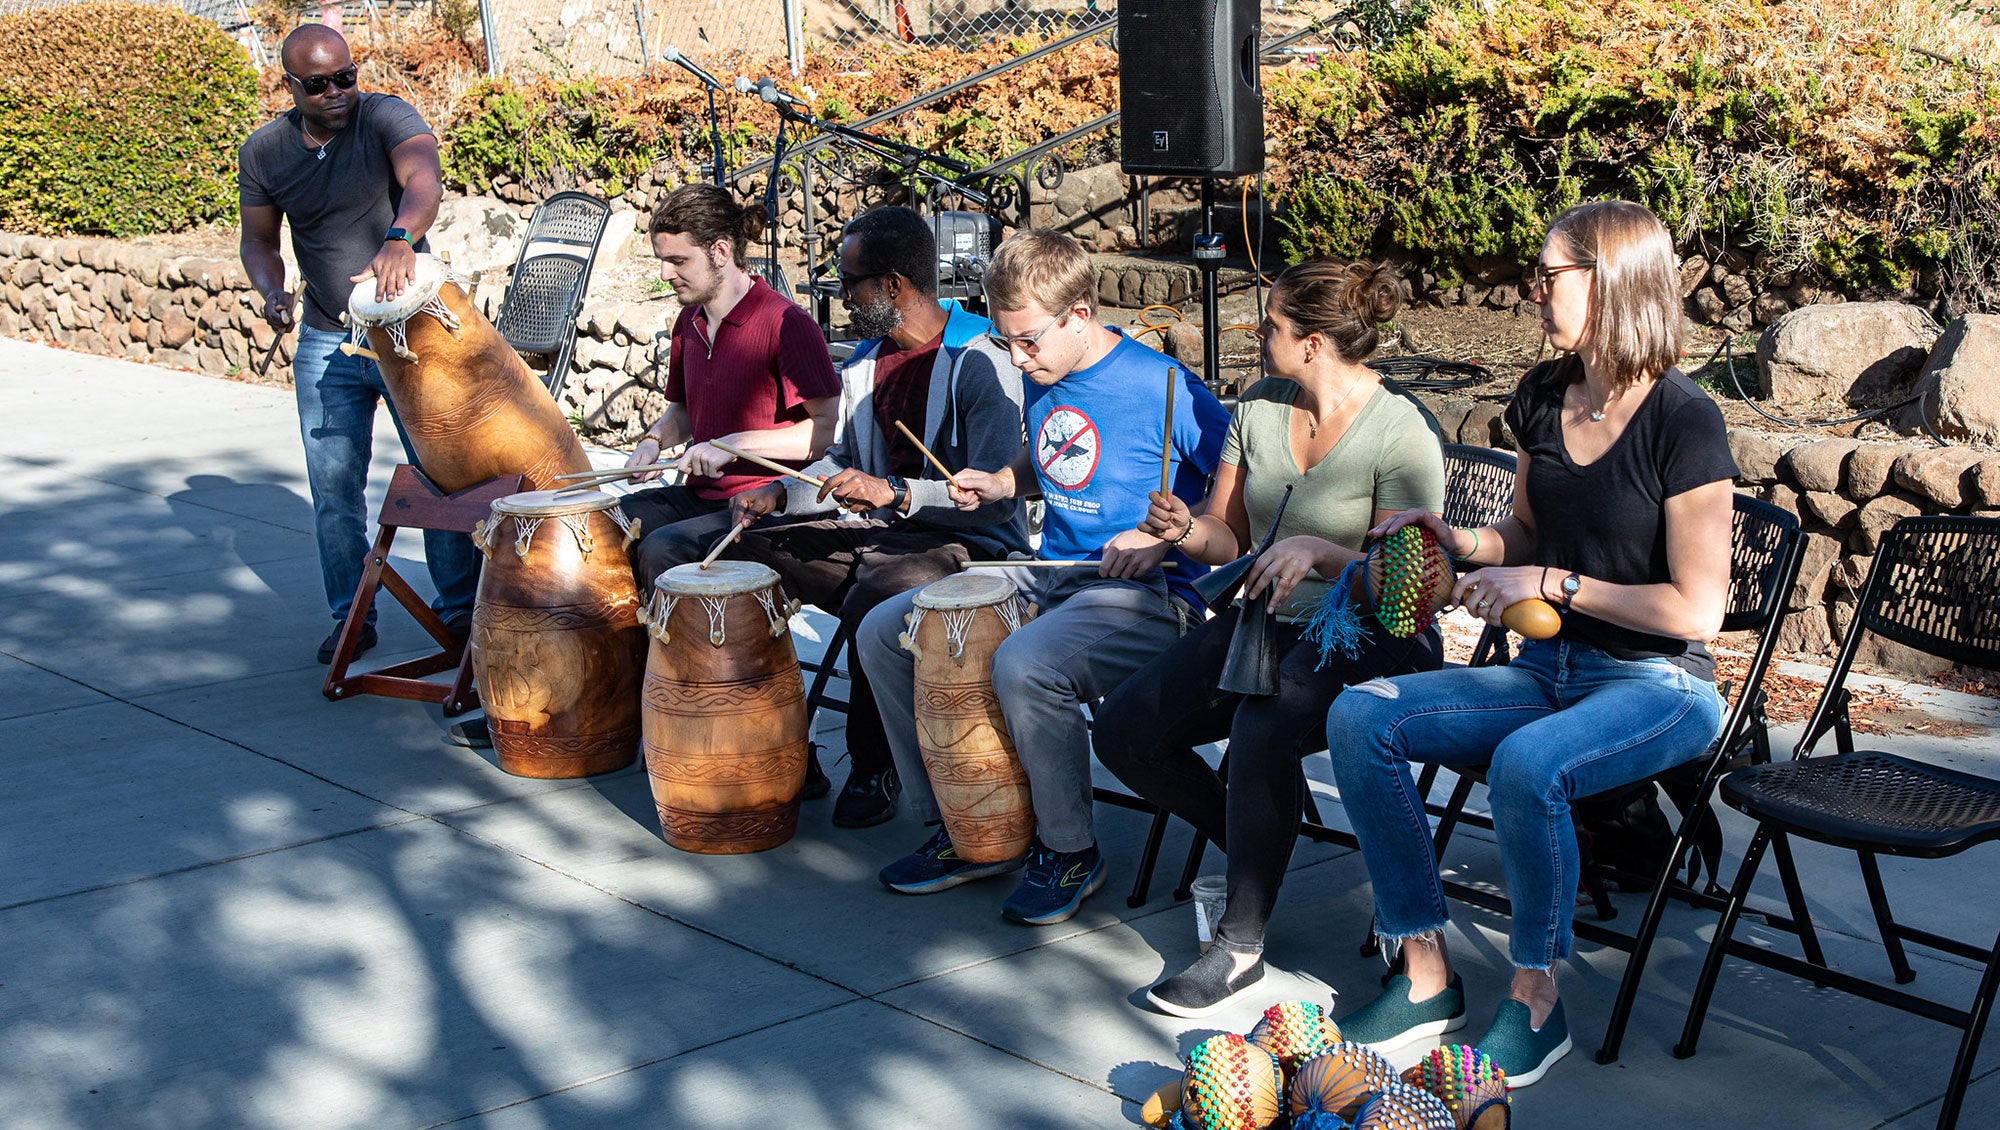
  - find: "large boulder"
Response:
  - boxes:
[427,196,528,274]
[1755,302,1940,406]
[1915,314,2000,443]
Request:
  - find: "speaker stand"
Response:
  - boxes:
[1193,177,1226,388]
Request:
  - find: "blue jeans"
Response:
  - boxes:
[1324,637,1724,970]
[292,325,480,625]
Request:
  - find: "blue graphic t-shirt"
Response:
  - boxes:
[1024,329,1229,606]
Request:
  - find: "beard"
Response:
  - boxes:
[847,297,903,339]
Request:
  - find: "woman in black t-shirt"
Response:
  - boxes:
[1322,201,1737,1088]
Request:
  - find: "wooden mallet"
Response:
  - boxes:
[1160,363,1177,495]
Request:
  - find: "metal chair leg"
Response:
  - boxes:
[1937,928,2000,1130]
[1431,774,1477,859]
[1858,850,1917,985]
[1174,834,1209,901]
[1127,808,1171,908]
[1770,830,1828,972]
[1675,825,1774,1059]
[1599,778,1721,1065]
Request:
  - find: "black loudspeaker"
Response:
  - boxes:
[1118,0,1263,177]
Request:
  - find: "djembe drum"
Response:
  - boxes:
[345,253,590,492]
[640,561,809,854]
[900,574,1035,864]
[469,490,646,778]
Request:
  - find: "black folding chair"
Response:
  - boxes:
[493,191,612,396]
[1412,495,1804,1061]
[1120,443,1526,909]
[1675,515,2000,1130]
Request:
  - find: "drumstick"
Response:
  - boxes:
[698,521,746,569]
[339,342,381,362]
[553,462,676,484]
[708,440,827,488]
[961,559,1179,570]
[254,282,306,379]
[892,419,963,490]
[1160,364,1176,495]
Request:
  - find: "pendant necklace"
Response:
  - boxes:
[1305,376,1367,439]
[302,123,330,161]
[1584,386,1609,422]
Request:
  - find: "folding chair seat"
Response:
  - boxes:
[1675,514,2000,1130]
[493,191,612,396]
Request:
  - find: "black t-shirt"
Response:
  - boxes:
[238,93,434,332]
[1504,358,1738,677]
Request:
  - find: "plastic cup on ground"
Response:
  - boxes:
[1190,874,1227,953]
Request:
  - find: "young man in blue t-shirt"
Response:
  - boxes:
[854,229,1230,925]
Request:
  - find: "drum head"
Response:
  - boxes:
[347,253,446,325]
[659,559,778,596]
[914,573,1017,611]
[490,488,621,518]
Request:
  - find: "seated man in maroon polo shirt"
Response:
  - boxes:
[620,184,841,574]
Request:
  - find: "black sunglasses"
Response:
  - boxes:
[286,67,358,97]
[837,270,890,296]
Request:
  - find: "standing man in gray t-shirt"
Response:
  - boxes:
[238,23,478,664]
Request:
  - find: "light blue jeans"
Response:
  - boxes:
[292,325,480,625]
[1324,637,1724,970]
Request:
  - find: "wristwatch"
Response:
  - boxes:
[886,475,909,513]
[1560,571,1581,610]
[383,227,414,246]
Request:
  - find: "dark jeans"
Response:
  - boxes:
[624,484,733,592]
[641,513,976,779]
[1094,606,1442,951]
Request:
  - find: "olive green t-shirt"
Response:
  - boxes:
[1220,377,1446,621]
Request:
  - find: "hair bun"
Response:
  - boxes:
[1345,261,1404,328]
[738,203,768,245]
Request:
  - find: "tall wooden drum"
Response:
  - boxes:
[469,490,646,778]
[900,573,1035,863]
[640,561,809,854]
[347,253,591,491]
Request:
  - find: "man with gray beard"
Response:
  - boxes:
[640,206,1030,828]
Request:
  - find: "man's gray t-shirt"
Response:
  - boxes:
[238,92,433,332]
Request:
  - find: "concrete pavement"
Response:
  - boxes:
[2,337,1997,1128]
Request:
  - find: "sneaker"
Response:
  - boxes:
[318,624,376,664]
[445,716,492,749]
[1146,945,1267,1018]
[1001,841,1107,926]
[831,766,901,828]
[1337,973,1467,1056]
[880,826,1025,894]
[1473,998,1572,1087]
[800,748,831,801]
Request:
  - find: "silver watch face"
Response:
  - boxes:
[1562,573,1580,596]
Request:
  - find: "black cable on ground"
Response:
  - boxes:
[1366,355,1494,393]
[1705,336,1948,447]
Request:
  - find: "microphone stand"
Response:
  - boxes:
[761,111,790,286]
[664,50,729,186]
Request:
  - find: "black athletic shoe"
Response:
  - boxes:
[318,625,376,664]
[800,748,831,801]
[832,766,901,828]
[1145,945,1268,1018]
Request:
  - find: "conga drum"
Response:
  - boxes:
[346,253,591,491]
[899,574,1035,863]
[640,561,809,853]
[469,489,646,778]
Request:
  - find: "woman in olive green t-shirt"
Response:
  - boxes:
[1095,259,1446,1018]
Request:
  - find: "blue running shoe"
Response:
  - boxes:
[1001,841,1106,925]
[879,826,1024,894]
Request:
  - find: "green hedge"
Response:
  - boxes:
[1265,0,2000,309]
[0,2,257,236]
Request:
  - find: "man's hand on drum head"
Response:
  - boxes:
[352,239,418,303]
[677,441,734,479]
[819,468,895,514]
[730,483,786,527]
[261,289,296,331]
[1099,526,1171,579]
[947,467,1011,511]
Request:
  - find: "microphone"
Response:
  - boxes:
[754,77,805,108]
[661,45,722,90]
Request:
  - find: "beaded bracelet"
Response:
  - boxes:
[1170,517,1198,547]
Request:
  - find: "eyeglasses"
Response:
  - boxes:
[1525,261,1593,294]
[836,270,889,296]
[286,67,358,97]
[987,313,1068,355]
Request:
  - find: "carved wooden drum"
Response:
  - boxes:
[469,489,646,778]
[640,561,810,854]
[900,573,1035,863]
[347,252,591,491]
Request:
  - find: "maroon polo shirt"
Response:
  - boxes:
[664,276,840,500]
